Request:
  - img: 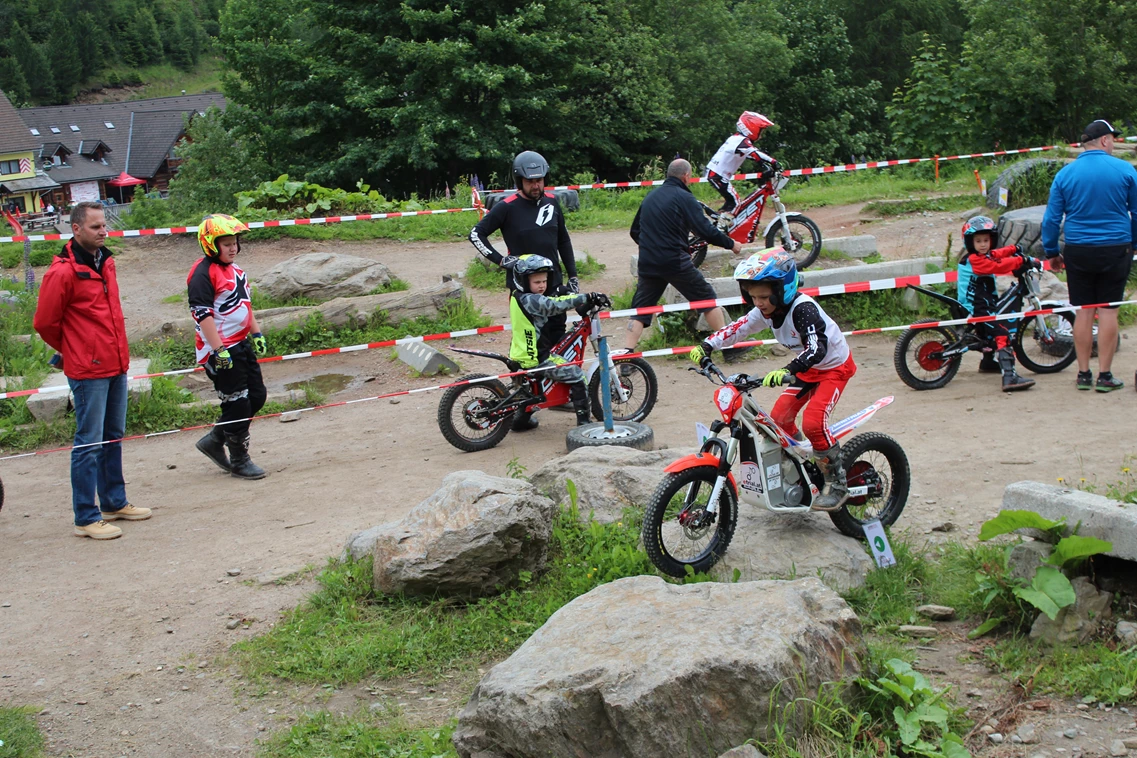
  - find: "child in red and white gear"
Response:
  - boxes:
[957,216,1038,392]
[690,248,856,511]
[187,214,269,479]
[705,111,778,222]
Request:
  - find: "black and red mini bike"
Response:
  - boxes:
[436,306,659,452]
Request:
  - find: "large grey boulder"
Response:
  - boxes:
[368,471,557,597]
[1030,576,1112,646]
[529,446,692,523]
[1002,481,1137,562]
[453,576,862,758]
[257,252,392,301]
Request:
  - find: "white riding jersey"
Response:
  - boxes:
[705,294,849,373]
[704,133,773,178]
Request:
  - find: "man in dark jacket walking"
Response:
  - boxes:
[621,159,742,352]
[34,201,152,540]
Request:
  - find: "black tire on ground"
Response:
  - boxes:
[828,432,910,539]
[641,464,738,577]
[588,357,658,422]
[565,421,654,452]
[764,215,822,269]
[996,205,1061,257]
[436,374,512,452]
[687,237,708,268]
[483,188,580,212]
[893,320,962,390]
[1014,310,1077,374]
[985,159,1060,211]
[0,475,4,512]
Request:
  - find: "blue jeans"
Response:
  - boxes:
[68,375,129,526]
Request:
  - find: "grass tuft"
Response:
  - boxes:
[0,705,46,758]
[255,712,455,758]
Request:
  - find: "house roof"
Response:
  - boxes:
[0,90,38,155]
[76,139,111,156]
[45,155,117,183]
[40,142,72,160]
[19,93,225,184]
[0,173,61,193]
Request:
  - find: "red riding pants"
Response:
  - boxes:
[770,354,857,451]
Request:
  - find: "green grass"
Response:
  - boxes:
[0,705,46,758]
[81,55,223,100]
[234,506,653,685]
[981,638,1137,703]
[861,194,981,217]
[256,714,455,758]
[463,253,607,291]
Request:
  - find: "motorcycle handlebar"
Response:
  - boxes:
[688,363,765,390]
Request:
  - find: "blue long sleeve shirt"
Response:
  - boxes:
[1041,150,1137,255]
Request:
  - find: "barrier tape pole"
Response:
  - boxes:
[6,297,1132,463]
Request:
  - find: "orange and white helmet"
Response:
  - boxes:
[737,111,774,141]
[197,213,249,258]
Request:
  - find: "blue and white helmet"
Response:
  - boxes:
[734,247,798,306]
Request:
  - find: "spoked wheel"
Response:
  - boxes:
[764,216,822,269]
[588,357,658,422]
[687,236,708,268]
[1014,311,1077,373]
[436,374,513,452]
[641,465,738,577]
[893,321,962,390]
[828,432,910,539]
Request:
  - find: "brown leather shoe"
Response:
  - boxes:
[100,504,152,521]
[74,520,123,540]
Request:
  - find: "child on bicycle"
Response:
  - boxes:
[187,214,269,479]
[508,255,610,430]
[705,111,778,224]
[958,216,1038,392]
[689,248,855,511]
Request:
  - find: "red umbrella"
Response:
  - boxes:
[107,172,146,186]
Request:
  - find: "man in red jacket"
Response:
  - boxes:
[34,201,152,540]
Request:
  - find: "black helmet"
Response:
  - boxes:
[512,151,549,185]
[510,254,554,294]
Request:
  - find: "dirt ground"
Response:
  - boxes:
[2,202,1136,757]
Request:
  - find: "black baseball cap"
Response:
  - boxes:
[1082,119,1122,142]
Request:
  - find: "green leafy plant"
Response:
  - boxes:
[858,659,971,758]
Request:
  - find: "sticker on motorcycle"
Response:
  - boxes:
[740,462,763,494]
[765,463,782,490]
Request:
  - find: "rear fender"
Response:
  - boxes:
[663,452,738,493]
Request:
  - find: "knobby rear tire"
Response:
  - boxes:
[436,373,512,452]
[828,432,910,539]
[893,320,962,390]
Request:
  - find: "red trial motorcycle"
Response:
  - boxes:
[689,170,822,270]
[436,305,659,452]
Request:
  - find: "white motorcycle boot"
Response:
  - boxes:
[716,211,734,231]
[812,442,848,512]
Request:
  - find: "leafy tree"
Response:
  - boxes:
[886,36,971,156]
[0,56,31,107]
[167,107,268,217]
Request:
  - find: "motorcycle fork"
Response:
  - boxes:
[698,435,738,517]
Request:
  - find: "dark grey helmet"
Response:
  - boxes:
[512,150,549,182]
[510,254,554,293]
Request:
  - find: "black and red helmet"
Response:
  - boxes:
[961,215,998,254]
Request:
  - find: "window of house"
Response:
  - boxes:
[50,126,60,134]
[69,125,80,132]
[0,159,22,175]
[104,122,114,129]
[30,128,39,136]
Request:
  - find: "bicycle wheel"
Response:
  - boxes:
[893,321,962,390]
[1014,311,1076,374]
[588,357,658,422]
[436,374,512,452]
[641,465,737,578]
[828,432,910,539]
[764,215,822,269]
[687,236,708,268]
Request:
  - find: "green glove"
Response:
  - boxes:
[213,347,233,371]
[689,342,713,369]
[251,332,267,356]
[761,368,789,387]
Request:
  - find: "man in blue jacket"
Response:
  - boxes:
[620,159,743,352]
[1042,119,1137,392]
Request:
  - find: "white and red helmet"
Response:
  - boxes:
[737,111,774,141]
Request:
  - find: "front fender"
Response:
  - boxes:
[762,211,804,240]
[663,452,737,492]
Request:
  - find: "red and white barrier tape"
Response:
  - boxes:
[0,269,962,400]
[2,142,1080,243]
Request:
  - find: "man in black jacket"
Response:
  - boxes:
[621,159,742,352]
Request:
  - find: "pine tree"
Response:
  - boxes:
[47,13,83,101]
[10,21,56,103]
[74,12,103,79]
[0,57,32,107]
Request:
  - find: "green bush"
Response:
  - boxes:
[0,241,57,269]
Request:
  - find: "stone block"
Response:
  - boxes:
[1003,481,1137,562]
[27,357,152,422]
[396,340,460,376]
[824,235,878,259]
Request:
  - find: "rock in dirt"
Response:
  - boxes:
[1030,576,1112,645]
[365,471,556,597]
[452,576,862,758]
[529,446,690,523]
[916,604,955,620]
[226,619,240,630]
[1110,739,1129,757]
[257,253,392,301]
[898,625,939,637]
[718,746,768,758]
[1007,540,1053,583]
[1003,481,1137,562]
[1016,723,1039,744]
[1117,620,1137,647]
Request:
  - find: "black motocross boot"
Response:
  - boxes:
[978,351,1000,373]
[511,409,539,432]
[570,383,591,426]
[999,348,1035,392]
[195,426,231,472]
[812,442,848,512]
[225,433,267,480]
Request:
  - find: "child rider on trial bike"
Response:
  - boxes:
[689,248,856,511]
[508,254,610,430]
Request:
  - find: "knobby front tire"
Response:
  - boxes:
[642,465,737,578]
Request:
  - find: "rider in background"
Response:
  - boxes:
[508,255,610,430]
[470,150,580,357]
[705,112,778,226]
[689,249,856,511]
[957,216,1037,392]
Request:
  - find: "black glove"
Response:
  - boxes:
[587,293,611,310]
[568,276,580,293]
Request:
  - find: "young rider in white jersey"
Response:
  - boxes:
[689,248,857,511]
[705,111,778,224]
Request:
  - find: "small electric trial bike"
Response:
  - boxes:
[437,306,659,452]
[893,266,1077,390]
[641,362,909,578]
[688,170,822,270]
